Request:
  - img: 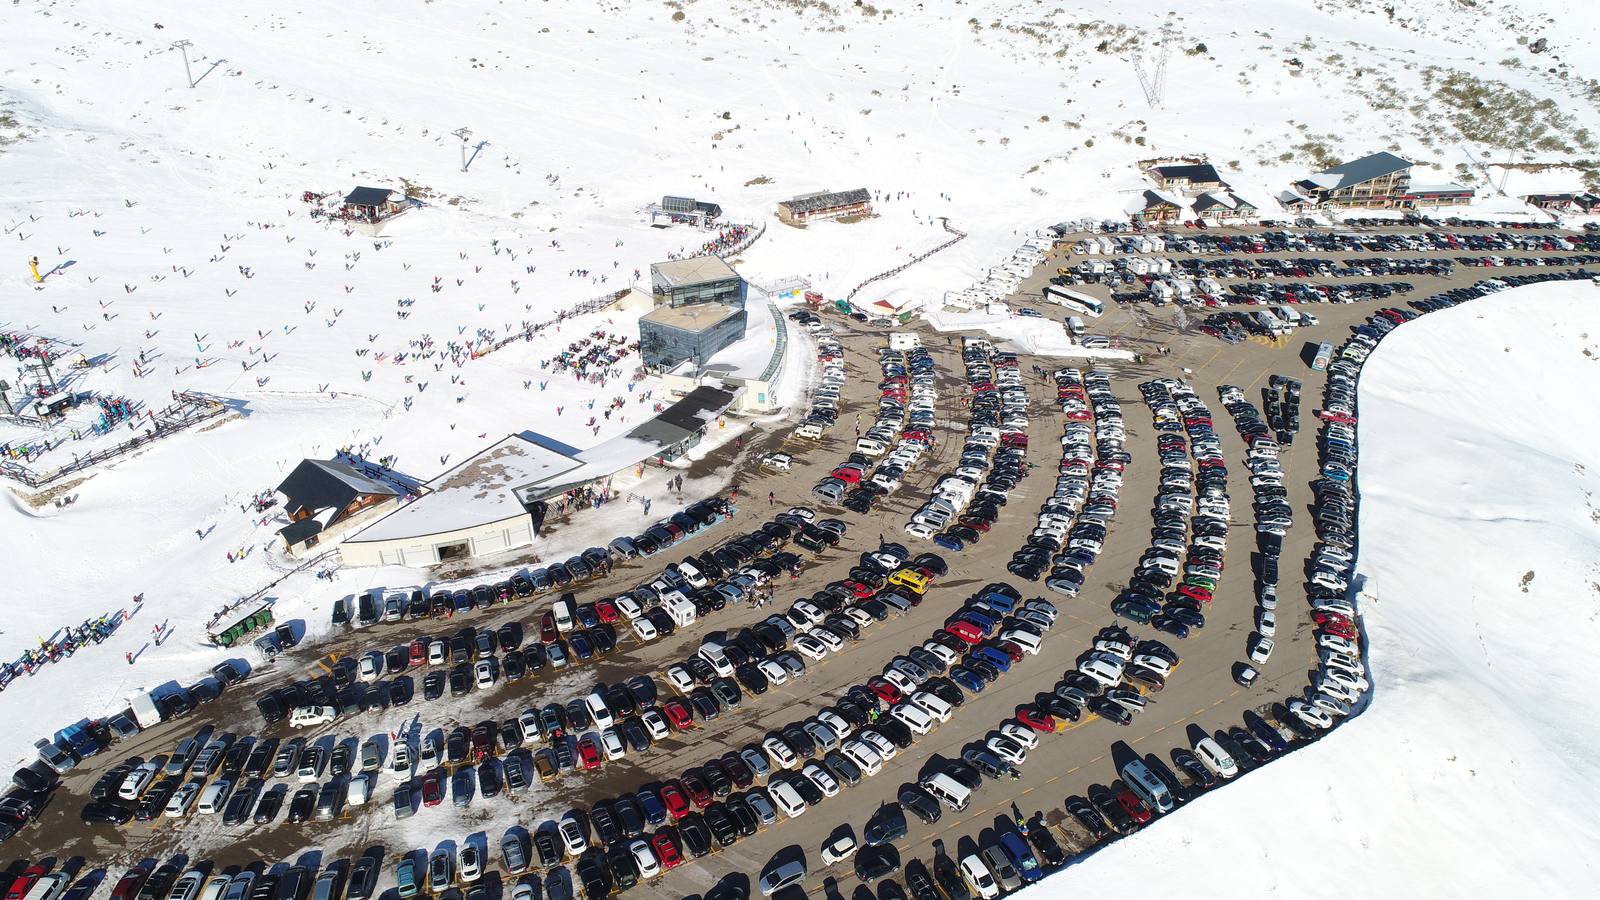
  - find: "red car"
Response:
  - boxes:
[421,771,444,807]
[659,781,691,820]
[110,867,150,900]
[539,612,559,644]
[662,699,695,732]
[956,517,991,533]
[1319,619,1360,640]
[831,468,863,484]
[1117,790,1152,824]
[1314,610,1356,630]
[995,641,1025,663]
[844,581,876,599]
[946,622,983,645]
[867,677,903,705]
[651,832,684,870]
[1176,585,1212,604]
[1014,707,1055,734]
[577,736,602,770]
[595,600,619,623]
[6,867,45,900]
[409,638,428,666]
[681,772,713,810]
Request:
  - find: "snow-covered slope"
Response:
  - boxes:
[1028,280,1600,896]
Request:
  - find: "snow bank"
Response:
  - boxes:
[1028,280,1600,896]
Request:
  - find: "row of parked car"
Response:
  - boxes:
[811,343,933,511]
[1106,380,1228,644]
[943,231,1056,310]
[513,580,1059,899]
[1214,384,1290,688]
[1022,368,1128,591]
[795,330,845,440]
[1088,225,1597,258]
[903,341,1028,551]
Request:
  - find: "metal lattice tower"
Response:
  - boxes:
[1133,22,1176,110]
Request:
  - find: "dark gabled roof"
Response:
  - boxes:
[1151,163,1224,185]
[1313,152,1413,191]
[1138,190,1183,210]
[278,517,325,546]
[694,200,723,217]
[276,458,398,519]
[780,189,871,215]
[344,186,398,207]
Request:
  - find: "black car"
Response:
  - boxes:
[677,812,712,858]
[590,800,621,845]
[854,844,901,882]
[253,786,286,824]
[222,779,262,825]
[874,717,915,749]
[286,786,317,823]
[613,793,646,838]
[91,764,133,801]
[897,785,942,825]
[904,860,941,900]
[534,824,562,867]
[1025,817,1067,867]
[604,845,638,891]
[735,663,770,696]
[574,850,611,899]
[724,794,759,836]
[864,802,908,845]
[423,671,446,701]
[704,803,740,848]
[80,800,134,825]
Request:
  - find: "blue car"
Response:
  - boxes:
[972,646,1012,673]
[948,666,986,694]
[569,632,594,661]
[978,591,1017,614]
[961,610,999,635]
[636,789,667,825]
[999,832,1042,883]
[933,533,966,551]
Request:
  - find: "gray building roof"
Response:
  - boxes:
[651,256,740,289]
[1311,152,1412,191]
[779,188,871,215]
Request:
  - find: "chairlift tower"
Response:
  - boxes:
[452,127,472,173]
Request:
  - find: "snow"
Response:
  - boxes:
[346,435,580,543]
[2,0,1599,773]
[1028,280,1600,896]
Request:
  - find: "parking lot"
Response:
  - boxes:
[7,223,1595,900]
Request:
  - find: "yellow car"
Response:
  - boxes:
[887,569,930,595]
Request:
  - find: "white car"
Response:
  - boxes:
[801,763,840,798]
[1288,699,1335,729]
[999,629,1041,655]
[641,710,670,741]
[857,729,898,762]
[165,780,202,817]
[1310,691,1353,717]
[998,722,1039,750]
[418,736,441,770]
[740,747,773,781]
[1256,609,1277,638]
[961,854,1001,900]
[921,641,959,668]
[1248,635,1275,664]
[593,728,623,762]
[357,652,382,683]
[558,814,588,857]
[290,705,336,728]
[665,665,695,695]
[1194,738,1238,778]
[794,635,829,661]
[390,741,413,780]
[628,840,661,878]
[815,709,853,739]
[820,834,858,865]
[841,741,884,777]
[1131,654,1172,677]
[757,658,789,686]
[346,773,372,806]
[474,660,497,689]
[881,669,918,695]
[1078,656,1125,689]
[813,628,845,652]
[985,736,1028,766]
[632,618,659,641]
[458,845,482,883]
[427,640,447,666]
[762,453,793,472]
[763,737,800,770]
[1318,633,1359,656]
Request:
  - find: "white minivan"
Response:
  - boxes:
[585,691,615,730]
[768,779,808,819]
[1119,758,1175,814]
[197,777,235,815]
[919,772,972,811]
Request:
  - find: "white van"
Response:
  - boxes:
[663,594,697,628]
[889,332,920,351]
[289,705,336,728]
[919,772,972,811]
[960,855,1000,900]
[197,778,234,815]
[551,598,574,634]
[1119,758,1175,814]
[768,779,808,819]
[21,875,68,900]
[795,423,825,440]
[585,691,615,730]
[697,641,734,677]
[910,691,953,724]
[891,703,934,736]
[1066,316,1086,336]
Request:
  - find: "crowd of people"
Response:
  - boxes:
[0,611,125,691]
[541,328,639,384]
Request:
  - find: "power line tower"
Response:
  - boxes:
[1132,22,1175,110]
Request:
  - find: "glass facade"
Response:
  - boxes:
[661,275,746,308]
[639,308,748,369]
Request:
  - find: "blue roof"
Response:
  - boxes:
[518,430,584,458]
